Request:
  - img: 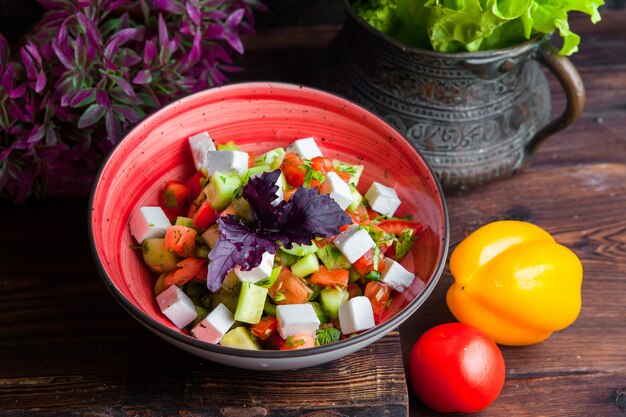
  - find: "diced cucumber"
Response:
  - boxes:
[221,270,241,292]
[348,267,361,284]
[190,305,209,328]
[319,287,349,320]
[219,326,261,350]
[275,249,299,267]
[231,197,253,223]
[210,288,239,313]
[240,164,270,183]
[234,282,268,324]
[291,253,320,278]
[205,171,242,211]
[264,298,277,317]
[217,141,242,151]
[348,184,363,212]
[316,243,352,270]
[255,147,286,170]
[309,301,328,323]
[254,266,282,288]
[201,224,220,248]
[154,272,167,296]
[142,238,178,273]
[332,160,364,186]
[194,245,210,258]
[175,216,194,228]
[280,241,318,256]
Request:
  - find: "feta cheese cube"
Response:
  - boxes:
[206,150,249,176]
[286,137,323,160]
[364,182,402,217]
[320,171,353,211]
[156,285,198,329]
[251,171,284,206]
[380,258,415,293]
[191,303,235,344]
[128,206,171,244]
[333,224,375,264]
[188,131,216,171]
[276,304,321,338]
[234,251,275,283]
[338,296,375,335]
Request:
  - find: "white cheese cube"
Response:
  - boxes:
[128,206,171,244]
[276,304,321,338]
[234,251,275,283]
[206,150,249,176]
[320,171,352,211]
[364,182,402,217]
[338,296,375,335]
[286,137,323,160]
[188,131,216,171]
[251,171,284,206]
[191,303,235,344]
[380,258,415,293]
[333,224,376,264]
[156,285,198,329]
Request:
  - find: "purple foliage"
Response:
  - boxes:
[0,0,263,202]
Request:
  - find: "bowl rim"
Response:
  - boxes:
[88,81,450,359]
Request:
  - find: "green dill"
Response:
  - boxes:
[285,335,305,348]
[394,229,417,260]
[149,223,155,227]
[220,175,227,184]
[273,291,286,303]
[335,164,357,175]
[316,326,341,346]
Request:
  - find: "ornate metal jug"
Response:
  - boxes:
[326,1,585,189]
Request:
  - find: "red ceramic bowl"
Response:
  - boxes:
[89,82,449,370]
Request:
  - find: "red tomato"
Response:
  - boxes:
[347,283,362,299]
[265,333,286,350]
[352,248,386,276]
[164,225,197,257]
[378,219,424,236]
[250,316,278,341]
[192,200,218,230]
[185,172,205,200]
[280,152,306,187]
[408,323,505,413]
[280,334,316,350]
[163,257,207,289]
[311,156,351,183]
[159,180,190,221]
[364,281,392,321]
[309,266,349,287]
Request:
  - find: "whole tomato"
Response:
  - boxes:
[408,322,505,413]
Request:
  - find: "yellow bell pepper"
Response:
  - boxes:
[447,220,583,346]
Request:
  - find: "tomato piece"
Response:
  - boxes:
[164,225,197,257]
[247,151,255,168]
[367,208,381,221]
[250,316,278,341]
[347,283,363,299]
[185,172,205,200]
[408,323,505,413]
[280,334,316,350]
[159,180,190,221]
[163,257,207,289]
[364,281,392,321]
[347,204,369,225]
[192,200,218,230]
[280,152,306,187]
[378,219,424,236]
[265,333,286,350]
[352,248,386,277]
[268,268,313,305]
[311,156,351,183]
[309,266,349,287]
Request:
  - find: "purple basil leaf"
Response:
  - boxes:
[207,216,278,292]
[77,103,107,128]
[242,169,282,228]
[272,186,352,247]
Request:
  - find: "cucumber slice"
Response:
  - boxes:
[280,241,318,256]
[255,147,286,170]
[194,245,210,258]
[332,160,364,186]
[201,224,220,248]
[309,301,329,324]
[254,266,282,288]
[231,197,253,223]
[216,141,242,151]
[348,267,361,284]
[275,249,300,267]
[291,253,320,278]
[348,184,363,212]
[209,288,240,313]
[319,287,349,320]
[234,282,268,324]
[221,270,241,292]
[175,216,194,228]
[142,238,178,273]
[205,171,242,211]
[316,243,352,270]
[240,164,270,183]
[219,326,261,350]
[264,298,277,317]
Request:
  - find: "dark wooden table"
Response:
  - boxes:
[2,6,626,417]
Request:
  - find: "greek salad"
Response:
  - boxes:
[129,132,423,350]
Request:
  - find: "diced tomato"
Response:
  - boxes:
[353,248,386,276]
[367,208,381,221]
[309,266,349,287]
[339,224,351,232]
[266,333,286,350]
[247,151,255,168]
[250,316,278,341]
[311,156,351,183]
[268,267,313,305]
[378,219,424,236]
[185,171,205,200]
[280,152,306,187]
[347,283,363,299]
[163,257,207,289]
[164,225,197,257]
[347,204,369,225]
[364,281,393,321]
[192,200,218,230]
[280,334,316,350]
[159,180,190,222]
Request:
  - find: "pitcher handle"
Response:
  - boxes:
[526,41,586,156]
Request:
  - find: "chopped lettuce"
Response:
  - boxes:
[352,0,603,55]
